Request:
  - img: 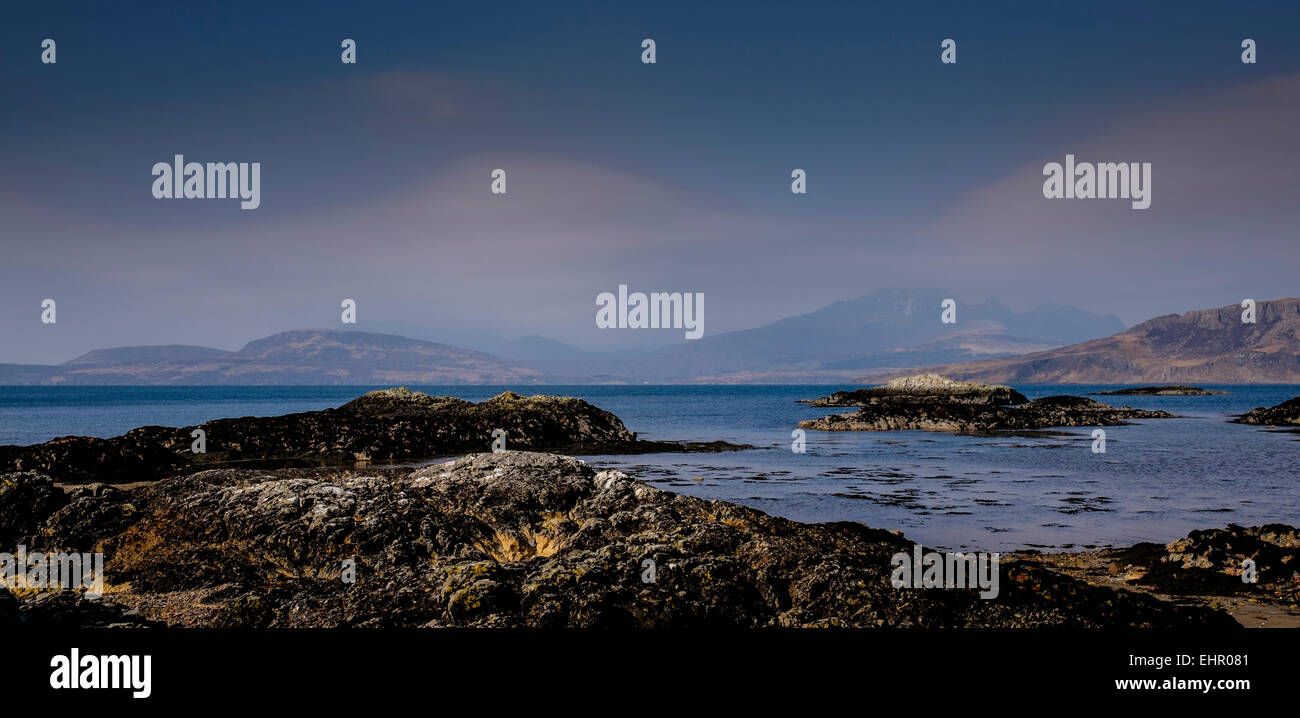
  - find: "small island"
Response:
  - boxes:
[799,373,1028,406]
[799,374,1175,432]
[1093,385,1227,396]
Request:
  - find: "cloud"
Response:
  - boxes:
[904,73,1300,320]
[926,73,1300,251]
[351,71,480,123]
[2,71,1297,362]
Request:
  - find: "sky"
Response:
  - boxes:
[1,1,1298,364]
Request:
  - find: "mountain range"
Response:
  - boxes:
[0,330,542,385]
[4,290,1296,385]
[859,298,1300,384]
[624,288,1125,382]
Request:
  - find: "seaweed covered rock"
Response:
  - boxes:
[22,452,1232,628]
[0,436,188,486]
[1094,385,1226,396]
[1111,524,1300,603]
[0,471,69,548]
[0,389,740,485]
[800,394,1174,433]
[1233,396,1300,426]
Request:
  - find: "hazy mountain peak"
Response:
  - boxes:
[630,288,1127,381]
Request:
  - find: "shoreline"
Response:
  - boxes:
[9,382,1294,550]
[2,451,1275,629]
[1013,546,1300,629]
[4,385,1297,628]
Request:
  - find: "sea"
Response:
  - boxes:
[1,384,1296,552]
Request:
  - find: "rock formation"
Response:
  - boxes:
[1019,524,1300,622]
[1094,386,1226,396]
[800,374,1028,407]
[800,376,1173,432]
[1233,396,1300,426]
[0,453,1233,628]
[0,388,745,485]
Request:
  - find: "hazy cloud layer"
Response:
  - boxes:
[2,3,1298,363]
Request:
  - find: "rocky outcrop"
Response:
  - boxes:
[0,472,70,548]
[801,374,1028,407]
[1152,524,1300,602]
[1020,524,1300,620]
[0,436,190,486]
[0,388,744,485]
[1233,396,1300,426]
[1094,385,1226,395]
[0,454,1231,628]
[801,393,1174,433]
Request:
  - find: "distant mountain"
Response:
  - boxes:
[491,336,648,383]
[494,336,595,364]
[62,344,235,368]
[859,298,1300,384]
[1,330,542,385]
[0,289,1132,385]
[0,364,60,383]
[629,287,1125,382]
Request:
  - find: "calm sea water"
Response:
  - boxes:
[1,384,1297,552]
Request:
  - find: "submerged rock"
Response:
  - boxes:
[800,394,1174,433]
[2,455,1232,628]
[801,374,1028,407]
[1094,385,1226,396]
[1233,396,1300,426]
[0,388,745,485]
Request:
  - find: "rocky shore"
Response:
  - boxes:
[0,388,747,485]
[1093,385,1226,396]
[0,452,1238,628]
[1017,524,1300,627]
[1232,396,1300,426]
[799,375,1174,433]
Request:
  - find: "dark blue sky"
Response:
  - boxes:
[2,1,1299,362]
